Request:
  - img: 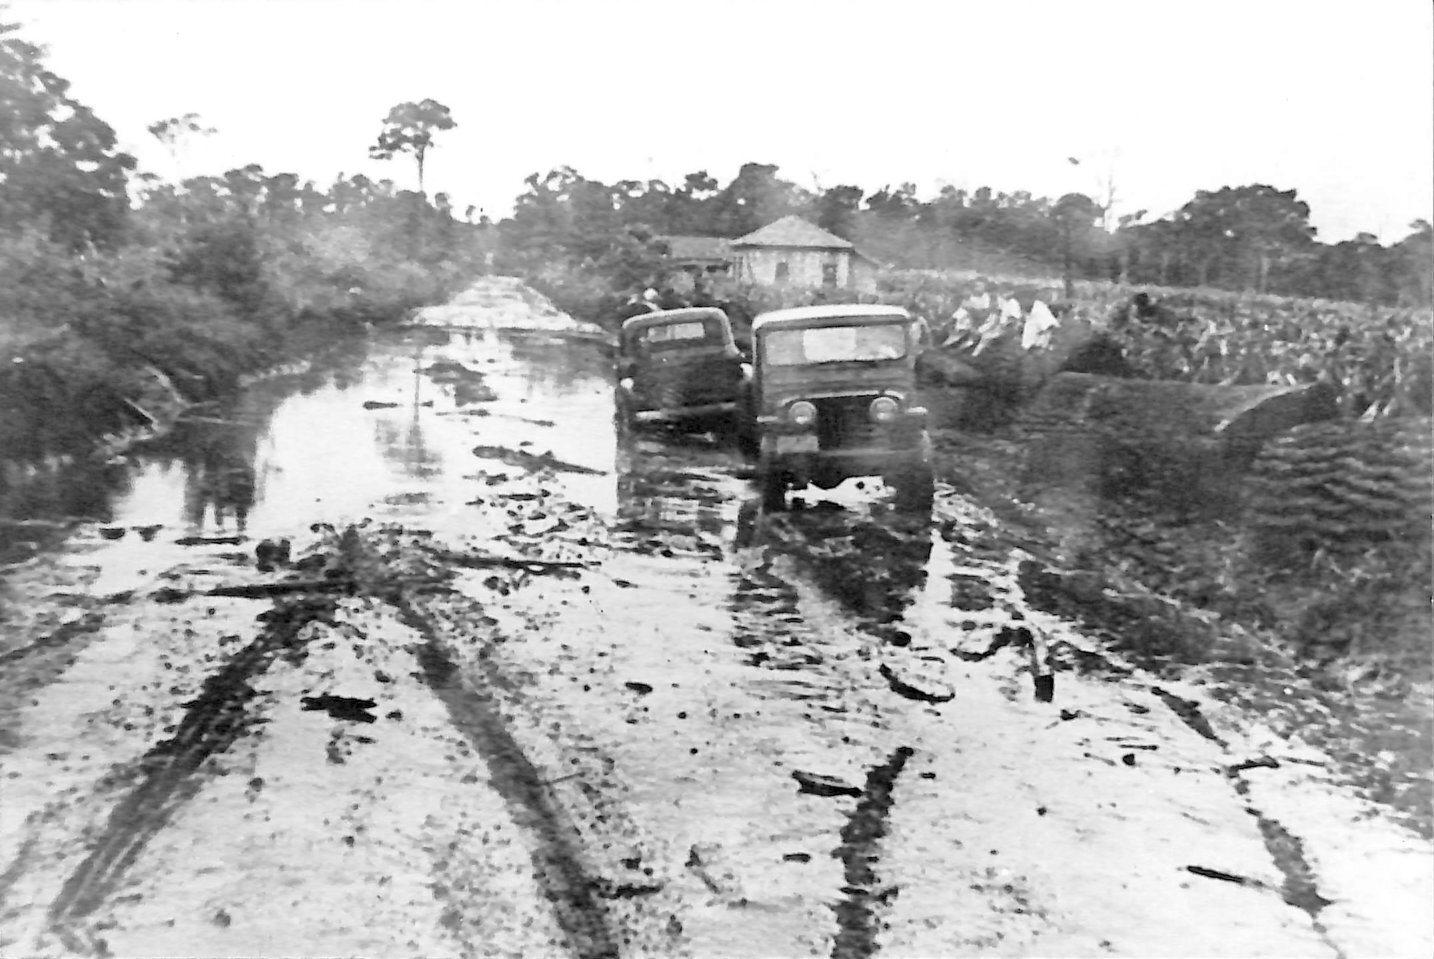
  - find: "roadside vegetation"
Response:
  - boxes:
[0,18,493,477]
[493,161,1432,833]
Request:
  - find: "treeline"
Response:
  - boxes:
[496,163,1433,307]
[494,162,1430,423]
[0,20,489,469]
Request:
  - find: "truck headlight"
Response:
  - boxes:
[869,396,899,423]
[786,400,817,428]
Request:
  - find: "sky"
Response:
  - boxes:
[7,0,1433,243]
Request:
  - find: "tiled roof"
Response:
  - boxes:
[659,236,732,261]
[731,215,854,250]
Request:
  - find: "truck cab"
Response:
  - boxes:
[747,304,933,511]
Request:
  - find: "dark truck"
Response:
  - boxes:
[614,307,751,443]
[747,304,933,512]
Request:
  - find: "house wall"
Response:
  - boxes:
[849,257,878,293]
[734,247,853,288]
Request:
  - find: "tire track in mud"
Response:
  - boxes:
[0,609,106,668]
[0,609,109,751]
[44,594,337,945]
[937,506,1347,945]
[925,499,1349,947]
[831,746,915,959]
[1154,687,1338,932]
[393,593,620,959]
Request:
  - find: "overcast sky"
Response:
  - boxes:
[8,0,1432,242]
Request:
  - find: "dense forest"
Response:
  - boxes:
[0,20,490,467]
[496,162,1433,307]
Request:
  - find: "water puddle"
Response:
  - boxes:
[1,328,617,580]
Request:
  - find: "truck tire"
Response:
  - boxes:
[891,434,935,512]
[759,456,787,512]
[614,391,636,439]
[894,465,935,512]
[735,413,760,460]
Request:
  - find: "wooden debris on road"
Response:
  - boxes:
[878,662,956,704]
[792,770,864,798]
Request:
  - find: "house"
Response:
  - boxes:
[729,215,879,292]
[658,235,733,276]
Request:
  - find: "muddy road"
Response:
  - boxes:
[1,279,1429,958]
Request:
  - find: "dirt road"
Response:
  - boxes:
[1,279,1428,957]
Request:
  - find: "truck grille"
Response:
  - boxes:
[814,395,881,450]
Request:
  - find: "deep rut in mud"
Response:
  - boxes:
[399,595,621,959]
[44,595,338,945]
[831,746,915,959]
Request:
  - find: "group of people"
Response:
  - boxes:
[889,276,1429,420]
[924,280,1066,354]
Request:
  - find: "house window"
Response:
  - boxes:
[822,262,838,287]
[775,261,790,283]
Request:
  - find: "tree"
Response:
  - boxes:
[0,20,136,248]
[815,185,863,239]
[1051,192,1101,297]
[369,99,456,195]
[499,167,582,266]
[566,176,619,262]
[1391,220,1433,306]
[866,182,920,219]
[663,170,720,234]
[146,113,215,181]
[710,162,808,237]
[1173,184,1315,292]
[613,178,672,232]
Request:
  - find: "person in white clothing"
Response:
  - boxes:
[1022,299,1060,350]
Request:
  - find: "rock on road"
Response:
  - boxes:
[0,277,1428,958]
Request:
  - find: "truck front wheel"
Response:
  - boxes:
[614,391,636,441]
[758,455,787,512]
[893,464,935,512]
[890,434,935,512]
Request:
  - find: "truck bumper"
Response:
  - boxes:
[633,401,738,424]
[764,442,928,489]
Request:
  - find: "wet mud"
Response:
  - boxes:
[46,593,338,947]
[405,611,620,959]
[472,445,607,476]
[0,279,1427,958]
[830,745,915,959]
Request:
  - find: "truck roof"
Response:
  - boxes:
[751,304,911,333]
[620,307,730,332]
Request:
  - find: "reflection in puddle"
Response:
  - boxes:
[1,331,619,546]
[612,432,741,559]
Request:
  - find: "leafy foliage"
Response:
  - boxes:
[0,21,489,473]
[0,19,135,248]
[495,161,1431,311]
[369,99,456,194]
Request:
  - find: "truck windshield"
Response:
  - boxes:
[762,324,907,366]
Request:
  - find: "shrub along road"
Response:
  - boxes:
[0,280,1427,958]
